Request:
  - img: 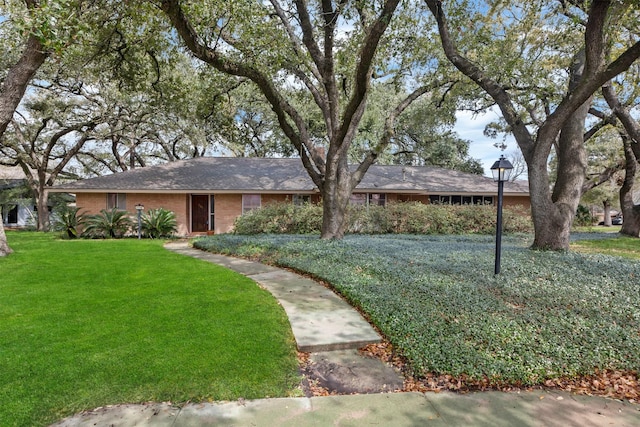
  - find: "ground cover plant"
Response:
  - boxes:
[0,232,299,427]
[195,233,640,395]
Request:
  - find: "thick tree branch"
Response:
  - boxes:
[160,0,325,185]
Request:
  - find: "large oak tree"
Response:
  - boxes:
[157,0,455,239]
[424,0,640,250]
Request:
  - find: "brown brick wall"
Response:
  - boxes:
[213,194,241,234]
[76,193,190,236]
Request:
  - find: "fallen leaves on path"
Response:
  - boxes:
[358,341,638,403]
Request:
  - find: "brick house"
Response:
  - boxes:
[51,157,530,236]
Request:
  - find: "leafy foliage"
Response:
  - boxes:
[82,208,133,239]
[233,202,532,235]
[573,204,597,227]
[52,205,85,239]
[233,202,323,235]
[141,208,178,238]
[194,233,640,386]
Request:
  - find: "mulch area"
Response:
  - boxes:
[298,340,639,403]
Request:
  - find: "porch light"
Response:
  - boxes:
[490,155,513,274]
[135,203,144,239]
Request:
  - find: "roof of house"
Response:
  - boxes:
[0,166,28,190]
[0,165,28,181]
[51,157,529,196]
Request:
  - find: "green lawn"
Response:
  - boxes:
[195,233,640,387]
[571,235,640,260]
[0,232,299,427]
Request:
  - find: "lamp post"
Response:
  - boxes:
[490,155,513,274]
[135,204,144,239]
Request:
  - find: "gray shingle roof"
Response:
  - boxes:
[51,157,529,195]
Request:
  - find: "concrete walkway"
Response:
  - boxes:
[51,242,640,427]
[163,242,381,352]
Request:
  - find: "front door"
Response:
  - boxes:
[191,195,209,232]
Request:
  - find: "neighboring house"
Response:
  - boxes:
[51,157,531,236]
[0,166,36,228]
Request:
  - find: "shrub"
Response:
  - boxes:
[82,208,133,239]
[573,204,597,227]
[233,201,533,235]
[233,202,323,234]
[52,205,85,239]
[141,208,178,238]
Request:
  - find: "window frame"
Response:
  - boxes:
[106,193,127,210]
[242,194,261,214]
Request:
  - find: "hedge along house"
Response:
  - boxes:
[50,157,530,236]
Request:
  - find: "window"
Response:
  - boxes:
[430,195,494,205]
[292,195,311,206]
[369,193,386,206]
[210,195,215,228]
[349,193,387,207]
[107,193,126,210]
[242,194,261,214]
[349,193,367,206]
[7,205,18,224]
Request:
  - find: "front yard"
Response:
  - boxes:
[0,232,299,427]
[195,233,640,397]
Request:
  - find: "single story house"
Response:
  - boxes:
[0,166,36,228]
[51,157,530,236]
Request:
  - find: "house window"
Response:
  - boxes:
[7,205,18,224]
[472,196,494,205]
[107,193,127,210]
[349,193,386,207]
[293,195,310,206]
[430,195,494,205]
[369,193,386,206]
[242,194,261,214]
[349,193,367,206]
[210,195,215,229]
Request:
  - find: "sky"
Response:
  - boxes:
[455,109,517,177]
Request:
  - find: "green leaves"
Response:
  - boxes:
[82,208,134,238]
[141,208,178,238]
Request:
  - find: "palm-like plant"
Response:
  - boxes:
[52,205,86,239]
[141,208,177,238]
[83,208,133,239]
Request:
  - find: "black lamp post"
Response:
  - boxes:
[135,203,144,239]
[490,155,514,274]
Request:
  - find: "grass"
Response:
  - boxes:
[571,235,640,260]
[195,233,640,386]
[0,232,300,427]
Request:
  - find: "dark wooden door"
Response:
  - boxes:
[191,195,209,232]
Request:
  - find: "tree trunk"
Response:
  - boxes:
[619,136,640,237]
[530,73,592,250]
[0,220,12,256]
[36,187,50,231]
[0,33,49,256]
[602,200,612,227]
[320,154,353,239]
